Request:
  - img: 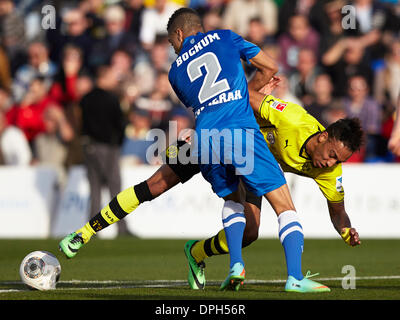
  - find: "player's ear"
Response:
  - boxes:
[318,131,328,143]
[176,28,184,42]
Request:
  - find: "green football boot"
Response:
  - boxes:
[285,271,331,293]
[58,232,85,259]
[220,262,245,291]
[184,240,206,290]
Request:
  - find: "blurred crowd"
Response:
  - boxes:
[0,0,400,184]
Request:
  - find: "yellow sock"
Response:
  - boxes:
[190,230,229,263]
[75,186,142,243]
[76,223,96,243]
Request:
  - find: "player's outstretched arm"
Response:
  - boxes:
[249,88,266,114]
[248,50,278,92]
[327,201,361,247]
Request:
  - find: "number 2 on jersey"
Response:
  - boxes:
[186,52,230,104]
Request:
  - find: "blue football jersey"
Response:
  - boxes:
[168,29,261,132]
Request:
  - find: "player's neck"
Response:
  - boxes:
[305,133,320,158]
[184,27,204,39]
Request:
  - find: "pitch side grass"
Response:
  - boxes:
[0,238,399,300]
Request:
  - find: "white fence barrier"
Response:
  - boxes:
[0,166,58,238]
[0,164,399,239]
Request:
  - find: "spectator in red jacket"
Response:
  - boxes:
[49,44,85,107]
[6,77,58,145]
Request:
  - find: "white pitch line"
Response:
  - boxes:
[1,275,399,293]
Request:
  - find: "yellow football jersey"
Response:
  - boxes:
[256,95,344,203]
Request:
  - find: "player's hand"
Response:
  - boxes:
[341,227,361,247]
[178,128,193,144]
[388,133,400,157]
[258,76,281,95]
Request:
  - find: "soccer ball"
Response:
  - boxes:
[19,251,61,291]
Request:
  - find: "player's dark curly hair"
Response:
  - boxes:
[167,7,202,33]
[326,118,364,152]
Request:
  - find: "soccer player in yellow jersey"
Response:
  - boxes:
[181,80,363,288]
[59,78,362,292]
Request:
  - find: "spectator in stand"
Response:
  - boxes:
[121,107,154,165]
[277,14,320,73]
[222,0,278,37]
[193,0,226,20]
[278,0,322,36]
[135,71,179,131]
[125,107,151,142]
[241,17,275,78]
[202,9,222,32]
[80,65,129,235]
[109,49,136,108]
[6,77,56,147]
[64,73,94,168]
[245,16,274,48]
[321,0,394,64]
[133,36,171,95]
[322,37,374,98]
[305,73,345,128]
[123,0,146,40]
[46,8,93,68]
[12,41,57,103]
[89,5,139,70]
[139,0,181,51]
[0,109,31,165]
[0,0,27,74]
[79,0,107,42]
[33,105,74,187]
[49,44,85,107]
[341,75,383,162]
[288,47,322,105]
[319,0,349,58]
[374,38,400,107]
[349,0,391,61]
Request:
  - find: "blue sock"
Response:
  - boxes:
[278,210,304,280]
[222,200,246,268]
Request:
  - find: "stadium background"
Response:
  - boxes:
[0,0,399,241]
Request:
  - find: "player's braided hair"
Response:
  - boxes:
[326,118,364,152]
[167,7,202,33]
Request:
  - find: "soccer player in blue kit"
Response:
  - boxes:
[167,8,329,292]
[59,7,330,293]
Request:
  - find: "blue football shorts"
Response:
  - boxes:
[197,128,286,198]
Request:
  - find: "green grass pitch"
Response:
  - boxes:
[0,238,399,303]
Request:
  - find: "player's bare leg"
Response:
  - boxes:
[146,164,181,197]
